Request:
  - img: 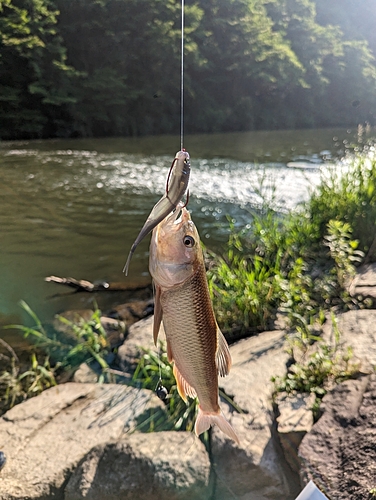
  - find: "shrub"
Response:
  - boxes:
[208,151,373,337]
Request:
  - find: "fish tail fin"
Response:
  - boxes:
[195,407,240,444]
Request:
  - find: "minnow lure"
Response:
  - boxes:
[123,150,190,275]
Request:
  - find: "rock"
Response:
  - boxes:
[323,309,376,371]
[53,309,93,335]
[0,383,167,499]
[349,263,376,306]
[117,315,165,372]
[276,392,316,473]
[211,330,299,500]
[65,432,211,500]
[111,299,154,325]
[100,315,126,347]
[73,362,98,383]
[299,375,376,499]
[53,309,126,349]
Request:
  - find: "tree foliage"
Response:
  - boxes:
[1,0,376,139]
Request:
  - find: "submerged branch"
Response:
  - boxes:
[45,276,151,293]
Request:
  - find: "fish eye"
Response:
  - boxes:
[183,235,195,247]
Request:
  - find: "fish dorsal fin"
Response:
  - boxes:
[173,363,197,403]
[153,284,163,345]
[216,326,232,377]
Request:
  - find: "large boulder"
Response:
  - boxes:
[299,374,376,499]
[0,383,167,499]
[212,330,300,500]
[65,432,211,500]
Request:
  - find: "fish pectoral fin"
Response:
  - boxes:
[195,407,240,444]
[166,338,173,363]
[173,363,197,403]
[216,326,232,377]
[153,284,163,345]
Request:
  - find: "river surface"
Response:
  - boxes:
[0,127,366,347]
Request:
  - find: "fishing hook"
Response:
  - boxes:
[181,189,190,208]
[165,158,177,195]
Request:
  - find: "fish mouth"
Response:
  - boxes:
[165,204,190,227]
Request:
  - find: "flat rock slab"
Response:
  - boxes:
[212,330,299,500]
[0,383,166,499]
[299,375,376,499]
[65,432,211,500]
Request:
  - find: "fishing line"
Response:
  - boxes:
[155,340,168,401]
[155,0,186,402]
[180,0,185,151]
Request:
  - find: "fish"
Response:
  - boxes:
[123,150,190,275]
[149,204,239,444]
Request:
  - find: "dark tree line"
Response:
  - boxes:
[1,0,376,140]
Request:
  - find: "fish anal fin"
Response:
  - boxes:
[195,407,240,444]
[153,284,163,345]
[216,326,232,377]
[173,363,197,403]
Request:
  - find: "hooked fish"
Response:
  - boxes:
[123,150,190,275]
[149,204,239,443]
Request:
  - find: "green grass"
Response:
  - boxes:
[130,344,243,434]
[0,346,58,415]
[5,300,111,375]
[272,314,360,419]
[208,151,374,338]
[131,345,199,432]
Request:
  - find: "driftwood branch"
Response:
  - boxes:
[45,276,151,293]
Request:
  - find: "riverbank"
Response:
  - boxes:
[0,127,369,327]
[1,145,376,498]
[1,263,376,499]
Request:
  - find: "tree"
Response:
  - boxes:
[55,0,204,137]
[0,0,76,139]
[266,0,376,127]
[184,0,306,132]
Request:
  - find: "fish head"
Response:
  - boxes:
[149,206,202,288]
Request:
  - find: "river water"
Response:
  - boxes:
[0,127,365,347]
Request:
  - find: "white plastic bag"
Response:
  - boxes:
[295,481,329,500]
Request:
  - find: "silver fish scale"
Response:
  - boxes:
[161,264,220,413]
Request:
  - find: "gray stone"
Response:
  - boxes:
[100,315,126,347]
[73,362,98,383]
[212,330,298,500]
[0,383,167,499]
[276,392,316,473]
[112,299,154,325]
[53,309,93,337]
[65,432,211,500]
[299,375,376,499]
[117,315,165,372]
[52,310,126,348]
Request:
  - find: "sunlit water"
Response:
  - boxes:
[0,127,367,346]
